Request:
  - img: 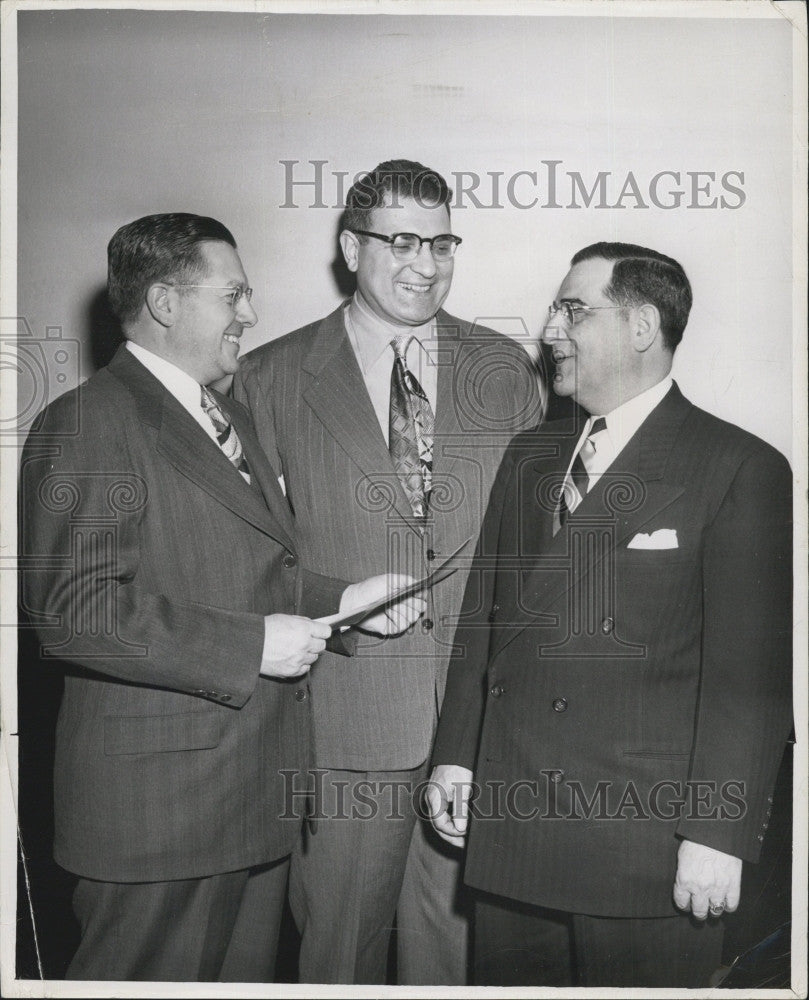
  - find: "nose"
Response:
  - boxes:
[541,308,568,344]
[409,241,439,277]
[237,294,258,328]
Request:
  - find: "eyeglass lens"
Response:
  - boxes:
[391,235,457,261]
[548,302,575,326]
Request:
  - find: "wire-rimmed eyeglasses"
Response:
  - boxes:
[170,285,253,310]
[351,230,462,262]
[547,301,623,327]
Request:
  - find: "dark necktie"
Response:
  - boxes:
[558,416,607,526]
[200,386,252,482]
[389,334,435,520]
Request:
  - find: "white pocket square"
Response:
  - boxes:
[627,528,678,550]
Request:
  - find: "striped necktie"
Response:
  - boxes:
[558,416,607,527]
[389,334,435,520]
[200,386,251,482]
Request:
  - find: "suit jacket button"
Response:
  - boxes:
[552,698,568,713]
[421,618,434,632]
[490,685,504,698]
[488,604,500,622]
[757,833,765,842]
[426,548,436,562]
[220,693,232,703]
[282,552,297,569]
[295,689,308,702]
[601,617,615,634]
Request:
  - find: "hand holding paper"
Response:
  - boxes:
[320,537,474,633]
[260,614,332,678]
[338,574,426,636]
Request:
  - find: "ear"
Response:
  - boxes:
[145,283,177,328]
[632,303,661,353]
[339,230,360,273]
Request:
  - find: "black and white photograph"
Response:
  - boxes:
[1,1,806,996]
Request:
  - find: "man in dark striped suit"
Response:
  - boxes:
[428,242,792,987]
[19,213,423,981]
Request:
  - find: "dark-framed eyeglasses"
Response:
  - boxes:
[350,230,462,262]
[547,301,623,328]
[170,284,253,310]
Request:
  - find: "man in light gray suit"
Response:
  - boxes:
[234,160,543,984]
[19,213,422,981]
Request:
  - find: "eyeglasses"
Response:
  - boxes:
[350,230,462,262]
[547,301,623,327]
[170,285,253,309]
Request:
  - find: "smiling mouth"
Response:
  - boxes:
[223,333,241,345]
[398,282,434,294]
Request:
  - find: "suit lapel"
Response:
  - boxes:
[431,311,470,483]
[214,391,297,546]
[490,386,692,661]
[301,307,419,528]
[109,347,295,548]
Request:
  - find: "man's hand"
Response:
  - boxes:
[672,839,742,920]
[425,764,474,846]
[260,614,332,679]
[340,574,426,636]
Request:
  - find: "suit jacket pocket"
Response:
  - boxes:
[104,709,223,755]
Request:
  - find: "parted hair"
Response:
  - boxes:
[342,159,452,236]
[572,242,692,351]
[107,213,236,325]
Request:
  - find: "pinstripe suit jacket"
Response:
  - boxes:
[19,345,345,882]
[234,306,543,770]
[432,384,793,916]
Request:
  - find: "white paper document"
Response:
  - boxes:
[316,536,474,629]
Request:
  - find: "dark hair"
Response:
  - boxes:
[342,159,452,234]
[571,242,692,351]
[107,213,236,325]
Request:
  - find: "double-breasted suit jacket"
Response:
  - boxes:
[234,306,543,770]
[432,383,792,917]
[19,345,346,883]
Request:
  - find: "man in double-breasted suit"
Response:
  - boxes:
[233,160,543,983]
[19,213,421,982]
[429,242,792,987]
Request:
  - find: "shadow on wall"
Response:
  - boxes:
[329,208,354,300]
[85,285,124,374]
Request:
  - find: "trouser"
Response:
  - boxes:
[289,766,471,984]
[67,856,289,982]
[474,890,725,988]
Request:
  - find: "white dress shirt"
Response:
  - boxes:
[344,295,438,446]
[127,341,219,445]
[566,377,673,492]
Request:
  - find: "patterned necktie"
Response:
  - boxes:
[389,334,435,520]
[558,416,607,527]
[200,386,252,482]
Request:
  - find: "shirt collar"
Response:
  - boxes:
[593,377,673,456]
[126,340,204,413]
[345,294,434,374]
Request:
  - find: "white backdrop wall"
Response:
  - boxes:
[16,7,794,459]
